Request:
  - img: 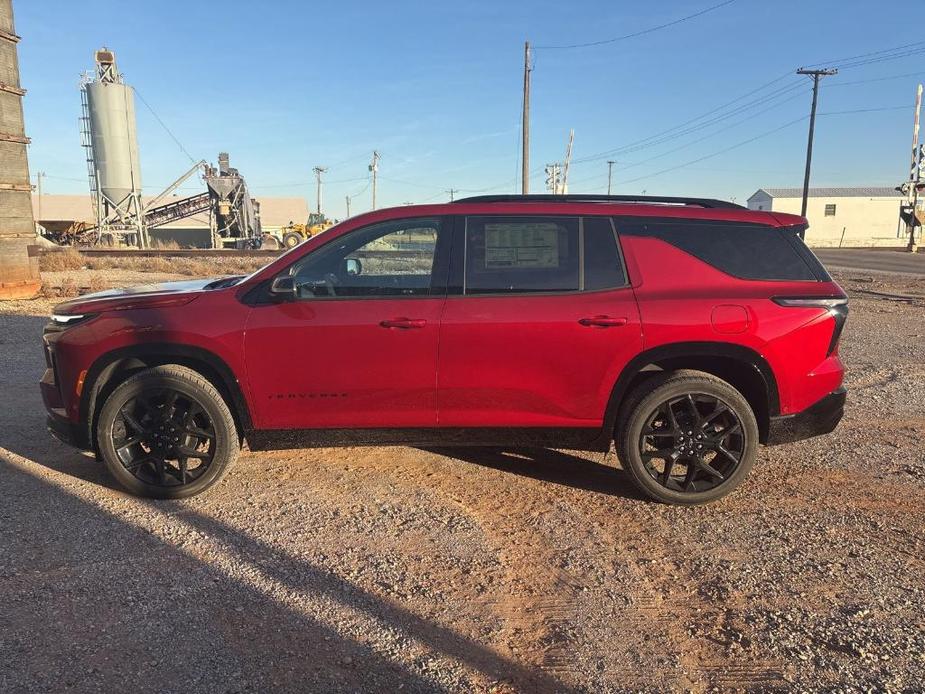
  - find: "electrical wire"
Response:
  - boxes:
[132,87,197,164]
[575,80,810,164]
[805,40,925,70]
[594,87,811,171]
[818,105,908,116]
[824,71,925,88]
[534,0,738,50]
[615,102,909,186]
[570,74,801,165]
[616,115,808,185]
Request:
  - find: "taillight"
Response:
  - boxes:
[772,296,849,355]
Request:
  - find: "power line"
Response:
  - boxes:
[818,105,909,115]
[593,87,810,172]
[806,40,925,70]
[534,0,738,49]
[618,116,809,185]
[839,47,925,71]
[132,87,197,164]
[568,80,807,169]
[824,71,925,88]
[615,100,908,187]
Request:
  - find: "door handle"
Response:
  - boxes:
[380,317,427,329]
[578,316,628,328]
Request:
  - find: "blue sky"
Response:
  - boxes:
[17,0,925,219]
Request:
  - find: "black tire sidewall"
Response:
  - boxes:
[619,376,759,505]
[97,368,237,499]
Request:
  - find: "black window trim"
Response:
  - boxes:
[451,214,631,299]
[260,215,453,302]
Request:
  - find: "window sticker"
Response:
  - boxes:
[483,223,560,268]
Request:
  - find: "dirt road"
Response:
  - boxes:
[1,271,923,692]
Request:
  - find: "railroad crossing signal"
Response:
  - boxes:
[545,163,562,194]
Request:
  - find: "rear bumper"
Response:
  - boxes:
[766,387,846,445]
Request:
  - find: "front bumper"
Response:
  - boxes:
[766,387,846,445]
[46,410,91,451]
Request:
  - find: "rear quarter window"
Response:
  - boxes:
[618,219,822,281]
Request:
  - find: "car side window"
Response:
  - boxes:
[287,218,441,298]
[462,215,626,294]
[583,216,626,290]
[464,216,579,294]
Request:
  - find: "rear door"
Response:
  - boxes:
[437,215,643,428]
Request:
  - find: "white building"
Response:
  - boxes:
[746,187,906,248]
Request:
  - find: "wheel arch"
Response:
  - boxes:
[80,343,253,451]
[600,342,780,446]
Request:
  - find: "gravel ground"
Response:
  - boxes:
[1,270,923,693]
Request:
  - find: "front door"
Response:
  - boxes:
[244,217,447,430]
[437,215,643,428]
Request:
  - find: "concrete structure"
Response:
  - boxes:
[0,0,40,299]
[33,194,309,248]
[82,48,144,243]
[747,187,906,248]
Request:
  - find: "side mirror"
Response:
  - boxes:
[345,258,362,277]
[269,276,297,299]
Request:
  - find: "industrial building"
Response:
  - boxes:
[33,194,309,248]
[747,187,906,247]
[0,0,40,299]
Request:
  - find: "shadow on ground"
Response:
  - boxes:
[0,310,577,692]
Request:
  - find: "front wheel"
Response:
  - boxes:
[96,365,239,499]
[282,232,303,248]
[616,371,758,505]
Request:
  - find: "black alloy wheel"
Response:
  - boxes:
[112,388,216,488]
[638,393,745,493]
[616,370,758,505]
[97,365,238,499]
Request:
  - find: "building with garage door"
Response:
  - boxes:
[747,187,906,248]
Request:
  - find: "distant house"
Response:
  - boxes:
[746,187,905,247]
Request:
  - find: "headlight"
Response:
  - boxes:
[50,313,95,327]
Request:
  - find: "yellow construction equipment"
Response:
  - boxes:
[280,213,335,248]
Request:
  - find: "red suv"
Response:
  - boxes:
[41,195,847,505]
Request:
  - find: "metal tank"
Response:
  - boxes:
[85,48,141,209]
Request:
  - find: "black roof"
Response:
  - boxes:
[451,194,745,210]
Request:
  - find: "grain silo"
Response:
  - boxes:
[81,47,146,245]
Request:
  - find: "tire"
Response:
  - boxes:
[96,365,239,499]
[615,370,758,506]
[282,232,303,248]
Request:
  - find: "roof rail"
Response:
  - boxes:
[451,194,745,210]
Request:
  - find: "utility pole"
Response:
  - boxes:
[907,84,923,252]
[521,41,531,195]
[345,195,351,218]
[446,188,459,202]
[607,161,615,195]
[313,166,327,216]
[796,67,838,229]
[369,150,380,210]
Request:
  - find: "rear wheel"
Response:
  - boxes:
[616,371,758,505]
[96,365,239,499]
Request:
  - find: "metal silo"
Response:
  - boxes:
[81,48,146,245]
